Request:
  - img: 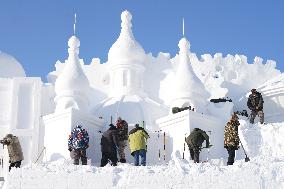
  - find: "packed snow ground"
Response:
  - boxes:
[3,120,284,189]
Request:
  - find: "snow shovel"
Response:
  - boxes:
[240,140,250,162]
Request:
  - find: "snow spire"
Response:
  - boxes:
[170,33,209,112]
[182,18,185,37]
[73,13,77,36]
[54,21,90,113]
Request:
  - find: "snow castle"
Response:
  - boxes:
[0,10,284,180]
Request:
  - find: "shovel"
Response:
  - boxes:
[240,140,250,162]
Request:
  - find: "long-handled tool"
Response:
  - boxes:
[182,134,187,159]
[155,130,162,161]
[163,132,166,161]
[240,140,250,162]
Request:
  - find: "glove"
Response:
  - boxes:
[206,144,213,148]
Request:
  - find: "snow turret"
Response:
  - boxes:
[107,10,146,97]
[93,10,167,130]
[54,35,90,112]
[170,37,209,113]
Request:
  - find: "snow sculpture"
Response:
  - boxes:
[54,35,91,112]
[93,10,167,130]
[170,37,210,113]
[44,33,103,162]
[0,51,26,78]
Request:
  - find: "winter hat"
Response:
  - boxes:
[231,113,239,120]
[251,89,257,93]
[5,134,13,138]
[109,124,115,127]
[135,124,140,128]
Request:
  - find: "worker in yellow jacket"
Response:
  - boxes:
[128,124,150,166]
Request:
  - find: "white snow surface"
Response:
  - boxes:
[0,52,26,78]
[5,121,284,189]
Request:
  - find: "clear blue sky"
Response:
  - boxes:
[0,0,283,80]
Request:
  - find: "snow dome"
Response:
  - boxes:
[0,51,26,78]
[108,10,145,66]
[92,10,167,130]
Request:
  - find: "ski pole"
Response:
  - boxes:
[111,116,113,124]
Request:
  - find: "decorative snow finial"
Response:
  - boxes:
[68,36,80,59]
[120,10,133,37]
[178,37,190,54]
[73,13,77,35]
[182,18,185,37]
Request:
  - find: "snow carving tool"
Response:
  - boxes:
[240,140,250,162]
[163,132,166,161]
[155,130,162,161]
[207,130,212,162]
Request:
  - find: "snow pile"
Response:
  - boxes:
[239,120,284,158]
[0,52,26,78]
[191,54,280,101]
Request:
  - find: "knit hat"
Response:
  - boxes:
[251,89,257,93]
[109,124,115,127]
[135,124,140,128]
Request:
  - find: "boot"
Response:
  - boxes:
[73,159,79,165]
[81,157,88,165]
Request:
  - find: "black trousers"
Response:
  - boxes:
[101,152,118,167]
[9,161,21,171]
[70,149,87,165]
[227,146,236,165]
[189,148,200,163]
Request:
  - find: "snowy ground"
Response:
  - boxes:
[4,156,284,189]
[2,120,284,189]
